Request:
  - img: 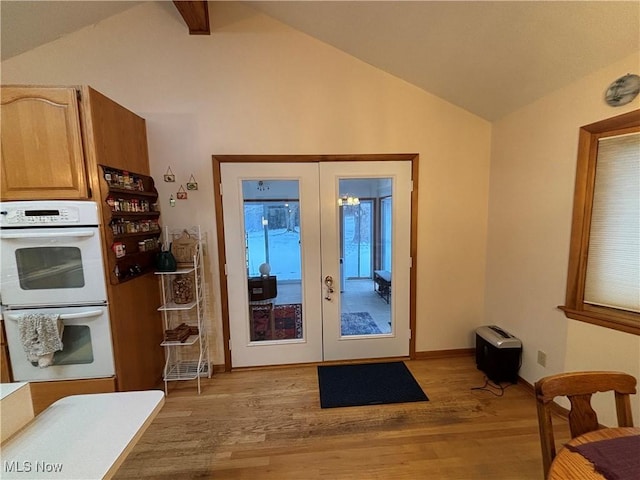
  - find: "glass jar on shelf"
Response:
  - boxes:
[172,274,194,304]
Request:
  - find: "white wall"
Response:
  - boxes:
[486,53,640,426]
[1,2,492,364]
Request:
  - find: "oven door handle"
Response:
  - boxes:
[0,229,96,239]
[59,310,104,320]
[5,310,104,321]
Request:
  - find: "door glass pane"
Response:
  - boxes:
[339,178,392,336]
[243,180,303,342]
[16,247,85,290]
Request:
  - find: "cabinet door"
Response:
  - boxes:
[1,321,11,383]
[1,87,88,200]
[28,377,116,415]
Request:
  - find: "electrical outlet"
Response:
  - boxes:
[537,350,547,367]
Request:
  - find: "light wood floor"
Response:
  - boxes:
[114,356,570,479]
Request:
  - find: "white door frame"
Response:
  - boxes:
[213,155,419,370]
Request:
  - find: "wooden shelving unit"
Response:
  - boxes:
[99,165,162,284]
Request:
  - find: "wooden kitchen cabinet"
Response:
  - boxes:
[85,90,166,391]
[28,377,116,415]
[0,321,12,383]
[1,85,165,393]
[0,87,89,200]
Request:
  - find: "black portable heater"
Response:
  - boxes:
[475,325,522,384]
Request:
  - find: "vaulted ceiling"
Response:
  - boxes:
[1,1,638,120]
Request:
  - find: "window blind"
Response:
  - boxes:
[584,132,640,313]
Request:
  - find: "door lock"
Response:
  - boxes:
[324,275,334,300]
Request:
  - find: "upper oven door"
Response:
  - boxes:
[0,227,107,307]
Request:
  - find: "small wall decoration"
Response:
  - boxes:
[186,174,198,191]
[164,166,175,182]
[604,73,640,107]
[169,194,176,207]
[176,185,188,200]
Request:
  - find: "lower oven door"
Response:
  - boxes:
[3,306,115,381]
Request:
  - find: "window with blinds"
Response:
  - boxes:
[562,109,640,335]
[584,133,640,313]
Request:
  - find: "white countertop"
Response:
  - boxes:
[1,390,164,479]
[0,382,28,400]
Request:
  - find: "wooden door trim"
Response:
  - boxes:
[212,154,419,371]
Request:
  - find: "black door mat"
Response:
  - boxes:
[317,361,429,408]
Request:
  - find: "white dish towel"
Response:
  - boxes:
[17,313,64,368]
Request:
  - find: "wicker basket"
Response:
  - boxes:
[171,230,198,268]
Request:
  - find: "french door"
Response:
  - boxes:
[220,161,412,367]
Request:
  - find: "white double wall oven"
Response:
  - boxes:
[0,200,115,381]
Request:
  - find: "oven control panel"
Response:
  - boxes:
[2,207,79,224]
[0,201,99,227]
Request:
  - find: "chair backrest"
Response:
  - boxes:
[534,371,636,478]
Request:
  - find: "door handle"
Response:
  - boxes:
[324,275,334,300]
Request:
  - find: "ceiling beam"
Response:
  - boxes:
[173,1,210,35]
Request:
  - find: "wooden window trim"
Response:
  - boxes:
[561,109,640,335]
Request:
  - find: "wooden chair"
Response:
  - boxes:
[534,371,637,478]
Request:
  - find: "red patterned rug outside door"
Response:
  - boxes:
[250,303,302,341]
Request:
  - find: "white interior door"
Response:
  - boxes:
[320,161,412,361]
[221,163,323,368]
[221,161,412,367]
